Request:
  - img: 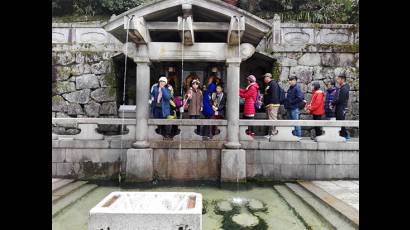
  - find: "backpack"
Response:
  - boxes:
[278,85,286,105]
[255,90,263,110]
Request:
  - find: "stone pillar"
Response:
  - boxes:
[224,57,242,149]
[221,57,246,182]
[132,57,150,148]
[272,14,281,45]
[126,45,153,182]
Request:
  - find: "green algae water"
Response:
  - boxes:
[52,182,327,230]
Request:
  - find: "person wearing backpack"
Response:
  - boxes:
[324,79,337,120]
[306,82,325,138]
[263,73,281,139]
[332,74,350,140]
[239,75,259,137]
[284,75,305,138]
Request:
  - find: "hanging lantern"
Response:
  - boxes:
[211,67,218,73]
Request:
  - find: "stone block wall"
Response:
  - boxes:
[52,49,119,118]
[52,140,358,181]
[52,23,123,118]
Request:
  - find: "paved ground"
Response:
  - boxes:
[312,180,359,211]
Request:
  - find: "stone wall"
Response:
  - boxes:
[52,140,358,181]
[52,24,123,118]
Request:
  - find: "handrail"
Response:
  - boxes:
[239,119,359,127]
[52,118,136,125]
[52,118,358,127]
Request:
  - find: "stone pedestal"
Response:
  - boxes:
[221,149,246,182]
[126,148,153,182]
[269,126,300,142]
[316,127,346,142]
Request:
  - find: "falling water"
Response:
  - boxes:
[178,18,185,155]
[118,14,135,185]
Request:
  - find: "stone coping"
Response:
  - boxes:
[52,22,104,28]
[281,23,357,29]
[52,118,358,127]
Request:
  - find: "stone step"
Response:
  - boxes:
[52,179,74,192]
[52,184,98,218]
[298,181,359,226]
[52,181,88,204]
[285,183,358,230]
[274,185,335,230]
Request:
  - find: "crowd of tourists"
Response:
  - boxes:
[149,71,351,141]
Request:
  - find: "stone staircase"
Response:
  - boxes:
[52,178,98,218]
[274,181,359,230]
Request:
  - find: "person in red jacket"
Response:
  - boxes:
[306,82,325,138]
[240,75,259,137]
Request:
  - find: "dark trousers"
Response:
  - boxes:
[190,115,201,134]
[153,107,172,137]
[336,108,349,138]
[202,115,213,137]
[312,114,323,136]
[243,115,255,134]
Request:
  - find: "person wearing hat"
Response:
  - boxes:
[151,75,172,139]
[284,75,305,138]
[263,73,281,139]
[184,79,203,134]
[240,74,260,137]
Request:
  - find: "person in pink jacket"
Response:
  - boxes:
[240,75,259,137]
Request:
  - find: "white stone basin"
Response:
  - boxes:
[89,192,202,230]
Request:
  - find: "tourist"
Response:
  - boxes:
[151,75,172,139]
[332,74,350,140]
[324,79,337,120]
[211,84,226,135]
[202,74,220,139]
[184,79,203,135]
[211,84,226,119]
[263,73,281,139]
[306,82,325,139]
[240,75,260,137]
[284,76,305,138]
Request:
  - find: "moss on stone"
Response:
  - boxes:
[52,95,65,103]
[271,62,281,81]
[304,43,359,53]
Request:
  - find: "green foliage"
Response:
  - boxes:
[52,0,358,24]
[255,0,358,24]
[100,0,146,15]
[52,0,150,18]
[271,62,281,81]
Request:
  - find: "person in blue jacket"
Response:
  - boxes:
[202,74,220,139]
[324,79,337,120]
[151,75,172,139]
[284,76,305,138]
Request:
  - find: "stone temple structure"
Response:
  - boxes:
[52,0,359,182]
